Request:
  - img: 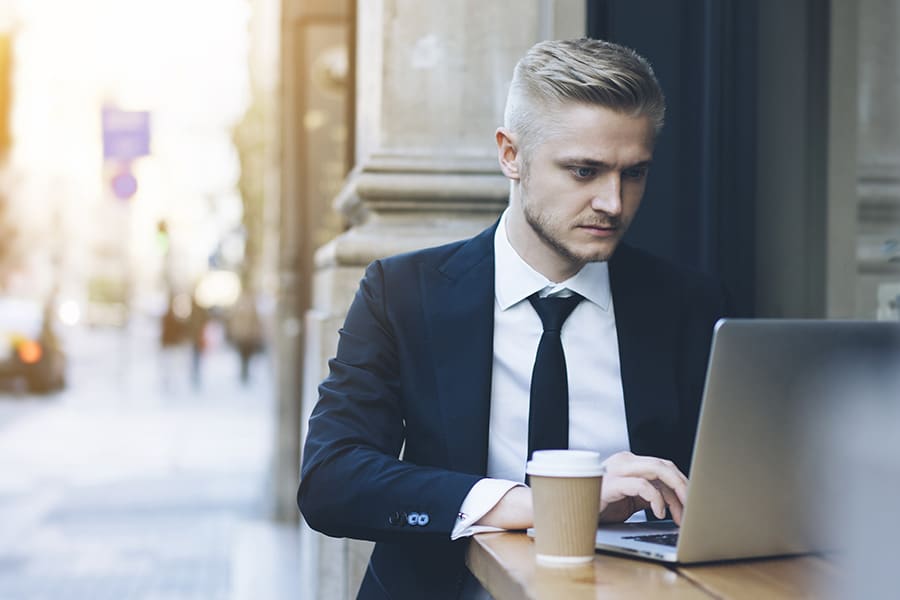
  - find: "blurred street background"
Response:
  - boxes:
[0,317,300,599]
[0,0,299,597]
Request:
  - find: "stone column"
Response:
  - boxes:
[275,0,353,524]
[298,1,584,597]
[857,0,900,319]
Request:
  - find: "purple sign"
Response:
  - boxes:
[111,167,138,200]
[102,107,151,160]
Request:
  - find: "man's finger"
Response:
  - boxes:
[607,476,666,520]
[606,454,688,506]
[654,481,684,525]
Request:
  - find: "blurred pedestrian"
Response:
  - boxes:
[160,297,183,348]
[159,293,190,393]
[226,289,263,384]
[187,294,209,389]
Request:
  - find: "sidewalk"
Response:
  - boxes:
[0,317,300,600]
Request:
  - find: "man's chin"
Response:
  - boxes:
[579,240,621,264]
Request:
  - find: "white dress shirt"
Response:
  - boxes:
[452,209,631,540]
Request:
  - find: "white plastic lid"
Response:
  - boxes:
[525,450,606,478]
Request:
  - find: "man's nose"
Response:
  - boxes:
[590,174,623,216]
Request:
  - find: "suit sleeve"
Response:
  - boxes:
[298,260,482,542]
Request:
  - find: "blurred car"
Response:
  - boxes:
[0,297,66,394]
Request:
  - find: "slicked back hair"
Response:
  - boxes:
[504,38,665,163]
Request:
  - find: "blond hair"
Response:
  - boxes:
[504,38,665,157]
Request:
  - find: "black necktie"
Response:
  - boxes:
[527,292,583,461]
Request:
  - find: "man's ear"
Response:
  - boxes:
[495,127,521,181]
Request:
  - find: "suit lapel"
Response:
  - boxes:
[609,245,678,457]
[421,226,496,476]
[419,235,679,473]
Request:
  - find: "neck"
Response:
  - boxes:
[505,203,582,283]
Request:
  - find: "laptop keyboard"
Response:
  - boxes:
[622,533,679,547]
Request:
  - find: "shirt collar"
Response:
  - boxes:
[494,209,611,312]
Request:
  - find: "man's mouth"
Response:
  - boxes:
[577,224,620,239]
[578,222,619,232]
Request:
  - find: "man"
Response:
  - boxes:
[299,38,728,599]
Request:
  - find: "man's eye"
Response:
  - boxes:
[623,166,648,180]
[571,167,596,179]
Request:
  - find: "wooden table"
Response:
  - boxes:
[467,532,838,599]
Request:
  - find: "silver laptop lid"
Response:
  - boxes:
[676,319,900,563]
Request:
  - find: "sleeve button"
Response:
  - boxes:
[406,512,420,526]
[417,513,430,526]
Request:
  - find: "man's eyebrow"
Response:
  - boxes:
[624,160,653,169]
[555,157,653,168]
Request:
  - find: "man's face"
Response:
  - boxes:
[502,103,655,281]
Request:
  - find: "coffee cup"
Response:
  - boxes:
[526,450,605,565]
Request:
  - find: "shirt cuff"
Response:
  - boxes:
[450,478,524,540]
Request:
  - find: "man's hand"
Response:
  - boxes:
[476,485,533,530]
[598,451,688,525]
[474,452,687,531]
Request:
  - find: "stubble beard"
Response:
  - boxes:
[522,200,618,268]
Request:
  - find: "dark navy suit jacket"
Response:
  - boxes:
[298,224,728,599]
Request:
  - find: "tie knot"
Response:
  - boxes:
[528,293,582,333]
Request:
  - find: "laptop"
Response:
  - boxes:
[594,318,900,563]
